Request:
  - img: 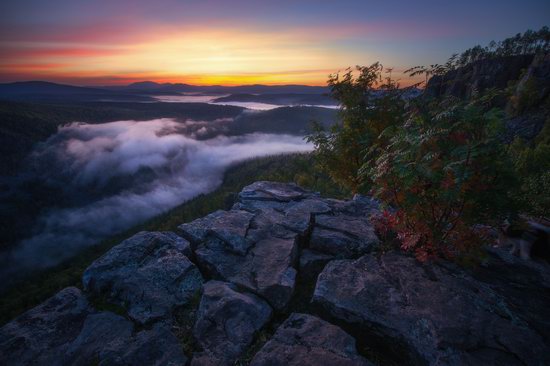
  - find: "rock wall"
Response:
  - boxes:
[425,55,535,100]
[1,181,549,365]
[425,53,550,141]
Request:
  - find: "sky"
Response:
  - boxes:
[0,0,548,86]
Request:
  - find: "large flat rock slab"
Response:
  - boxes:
[83,231,203,324]
[250,313,371,366]
[193,281,272,365]
[312,252,550,365]
[178,209,255,253]
[194,233,298,310]
[238,181,311,202]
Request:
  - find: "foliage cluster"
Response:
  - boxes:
[406,26,550,86]
[509,121,550,218]
[306,63,406,193]
[308,49,547,261]
[368,94,516,262]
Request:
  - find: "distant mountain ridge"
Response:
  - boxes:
[109,81,330,95]
[0,81,332,102]
[212,93,337,106]
[0,81,152,102]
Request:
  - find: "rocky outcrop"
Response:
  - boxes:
[505,53,550,140]
[425,55,535,100]
[1,182,549,366]
[312,252,550,365]
[83,231,203,324]
[250,313,371,366]
[193,281,272,365]
[180,209,299,310]
[311,213,379,257]
[425,53,550,141]
[178,181,358,310]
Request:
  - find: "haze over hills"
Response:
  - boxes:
[0,79,338,278]
[0,80,332,103]
[113,81,330,94]
[0,81,153,102]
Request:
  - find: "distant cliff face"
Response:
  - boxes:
[425,55,535,99]
[426,53,550,141]
[1,182,549,366]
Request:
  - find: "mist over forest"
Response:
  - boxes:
[0,97,330,286]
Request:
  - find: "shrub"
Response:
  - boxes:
[367,95,517,261]
[509,120,550,217]
[306,63,405,193]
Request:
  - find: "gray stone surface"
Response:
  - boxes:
[0,288,188,366]
[100,322,188,366]
[193,281,272,365]
[250,313,371,366]
[312,252,550,365]
[238,181,310,202]
[64,312,134,365]
[83,231,203,324]
[5,182,547,366]
[0,287,93,366]
[178,209,255,252]
[310,213,379,257]
[182,183,321,309]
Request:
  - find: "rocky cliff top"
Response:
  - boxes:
[425,53,550,141]
[1,181,549,365]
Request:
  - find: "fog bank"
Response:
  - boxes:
[0,118,312,281]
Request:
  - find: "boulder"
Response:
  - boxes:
[82,231,203,324]
[250,313,371,366]
[194,233,298,310]
[238,181,310,202]
[180,188,303,310]
[0,287,189,366]
[100,322,188,366]
[178,209,255,253]
[64,313,188,366]
[193,281,272,365]
[310,213,379,258]
[63,312,134,365]
[312,252,550,365]
[0,287,92,365]
[249,236,298,309]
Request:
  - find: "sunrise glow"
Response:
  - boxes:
[1,1,549,86]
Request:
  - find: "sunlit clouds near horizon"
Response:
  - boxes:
[1,0,548,86]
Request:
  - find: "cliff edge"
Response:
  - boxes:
[1,182,549,365]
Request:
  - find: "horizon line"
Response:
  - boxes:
[0,79,331,88]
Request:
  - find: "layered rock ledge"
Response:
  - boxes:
[1,181,549,366]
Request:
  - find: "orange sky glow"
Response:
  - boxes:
[1,0,548,86]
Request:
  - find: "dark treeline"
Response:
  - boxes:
[407,27,550,82]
